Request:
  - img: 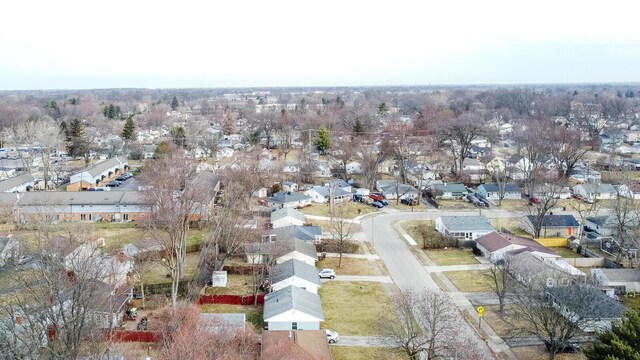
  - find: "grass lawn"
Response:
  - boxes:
[621,293,640,312]
[142,252,201,285]
[424,249,479,266]
[319,281,395,336]
[316,257,376,276]
[399,220,433,244]
[331,347,408,360]
[480,305,534,337]
[205,275,255,295]
[497,200,527,211]
[96,225,206,252]
[301,202,377,219]
[552,247,582,258]
[437,199,476,210]
[443,270,494,292]
[199,304,263,330]
[489,218,531,237]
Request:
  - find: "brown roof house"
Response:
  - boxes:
[475,231,558,263]
[261,330,332,360]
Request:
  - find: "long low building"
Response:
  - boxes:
[66,157,129,191]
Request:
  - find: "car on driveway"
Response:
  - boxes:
[325,329,339,344]
[318,268,336,279]
[372,201,385,208]
[116,175,127,181]
[107,181,121,187]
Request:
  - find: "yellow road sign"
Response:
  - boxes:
[477,306,484,317]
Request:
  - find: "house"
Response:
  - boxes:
[271,259,321,294]
[600,237,638,260]
[263,285,324,331]
[616,183,640,200]
[275,238,318,266]
[475,232,558,263]
[261,330,332,360]
[328,178,352,193]
[45,235,98,273]
[304,186,351,204]
[435,216,495,245]
[0,173,35,193]
[283,161,301,173]
[252,187,268,198]
[584,216,616,237]
[314,160,332,178]
[282,181,298,192]
[268,191,312,209]
[90,280,133,329]
[521,215,580,238]
[378,182,419,200]
[271,208,306,229]
[572,183,617,203]
[531,184,573,200]
[508,251,585,288]
[592,268,640,295]
[346,161,363,174]
[430,183,467,200]
[0,235,18,267]
[271,225,323,244]
[122,238,164,259]
[477,183,521,201]
[66,157,128,191]
[545,285,626,332]
[461,158,485,183]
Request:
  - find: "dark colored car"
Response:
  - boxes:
[401,198,418,205]
[372,201,384,208]
[543,339,580,353]
[107,181,121,187]
[116,175,127,181]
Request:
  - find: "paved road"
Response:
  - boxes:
[363,212,497,359]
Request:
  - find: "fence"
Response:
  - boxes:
[560,257,604,267]
[534,237,569,247]
[197,294,264,306]
[105,330,162,343]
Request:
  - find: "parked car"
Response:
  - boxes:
[107,181,121,187]
[401,198,418,206]
[123,172,133,179]
[372,201,384,208]
[116,175,128,181]
[369,193,385,202]
[318,268,336,279]
[325,329,339,344]
[544,339,580,353]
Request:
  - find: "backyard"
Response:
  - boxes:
[141,252,201,285]
[199,304,263,330]
[552,247,582,258]
[204,275,256,296]
[319,281,394,336]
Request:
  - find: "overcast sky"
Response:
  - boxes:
[1,0,639,90]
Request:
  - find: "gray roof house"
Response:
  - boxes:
[545,285,626,332]
[270,207,306,229]
[508,251,585,288]
[584,215,616,237]
[0,173,35,193]
[271,259,321,294]
[276,238,318,266]
[270,225,322,243]
[592,268,640,294]
[267,191,312,209]
[435,216,495,244]
[477,183,521,201]
[430,183,467,200]
[521,215,580,238]
[304,186,352,204]
[572,183,617,202]
[264,285,324,331]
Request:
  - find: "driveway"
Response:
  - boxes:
[109,177,139,191]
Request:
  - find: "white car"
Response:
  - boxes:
[318,268,336,279]
[325,329,339,344]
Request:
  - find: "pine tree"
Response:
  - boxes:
[121,116,136,140]
[153,141,171,159]
[171,96,179,111]
[67,118,89,158]
[584,310,640,360]
[353,118,365,135]
[315,126,331,154]
[171,125,186,148]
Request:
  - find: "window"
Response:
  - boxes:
[123,213,129,221]
[89,214,94,221]
[292,322,298,330]
[546,278,555,287]
[54,213,59,221]
[80,214,86,221]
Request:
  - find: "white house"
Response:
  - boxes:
[0,235,18,267]
[475,232,559,263]
[282,161,301,173]
[267,191,312,209]
[346,161,363,174]
[270,208,306,229]
[275,238,318,266]
[304,186,351,204]
[270,259,321,294]
[430,183,466,200]
[263,285,324,331]
[592,268,640,294]
[282,181,298,192]
[616,183,640,200]
[572,183,617,202]
[477,183,521,201]
[461,158,485,182]
[0,173,35,193]
[435,216,495,243]
[314,160,332,178]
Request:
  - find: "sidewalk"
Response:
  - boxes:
[393,220,418,246]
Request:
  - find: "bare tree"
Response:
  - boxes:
[608,188,640,266]
[139,145,210,307]
[526,178,566,238]
[512,118,554,196]
[549,125,591,179]
[329,206,354,268]
[486,158,511,206]
[276,110,296,160]
[383,288,457,360]
[483,257,514,314]
[357,139,389,190]
[254,110,278,149]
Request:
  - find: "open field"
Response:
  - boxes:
[205,275,255,295]
[199,304,263,329]
[316,257,376,276]
[301,202,377,219]
[319,281,394,336]
[621,293,640,312]
[425,249,479,266]
[331,346,408,360]
[443,270,494,292]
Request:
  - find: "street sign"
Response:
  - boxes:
[477,306,484,317]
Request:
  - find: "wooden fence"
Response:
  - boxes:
[197,294,264,306]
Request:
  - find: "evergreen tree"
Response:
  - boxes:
[353,118,365,135]
[67,119,89,158]
[171,96,179,111]
[59,120,68,138]
[379,102,388,115]
[584,310,640,360]
[171,125,187,148]
[315,126,331,154]
[121,116,136,140]
[153,141,171,159]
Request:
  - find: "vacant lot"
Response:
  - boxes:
[301,202,377,219]
[316,257,376,276]
[443,270,494,292]
[319,281,394,336]
[199,304,263,330]
[425,249,479,266]
[437,200,476,210]
[331,346,408,360]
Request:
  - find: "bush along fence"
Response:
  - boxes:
[104,330,162,343]
[197,294,265,306]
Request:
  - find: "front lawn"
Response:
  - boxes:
[436,200,476,210]
[319,281,395,336]
[512,346,587,360]
[301,202,377,219]
[331,346,408,360]
[400,220,433,245]
[199,304,263,330]
[424,249,479,266]
[316,257,376,276]
[443,270,494,292]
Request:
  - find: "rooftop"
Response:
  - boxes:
[438,216,495,231]
[264,285,324,321]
